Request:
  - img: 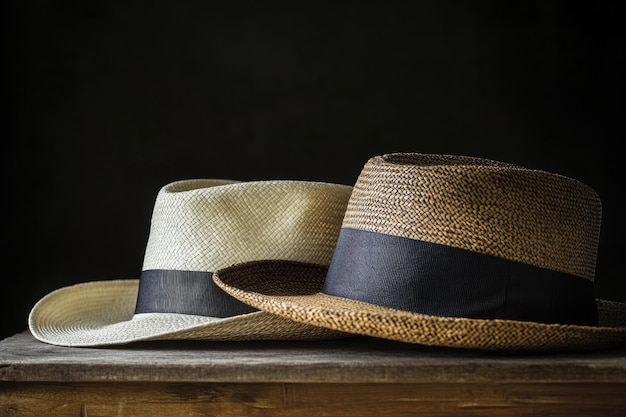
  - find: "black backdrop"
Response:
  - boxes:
[2,1,624,341]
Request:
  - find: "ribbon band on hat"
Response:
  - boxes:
[322,228,597,326]
[135,270,256,317]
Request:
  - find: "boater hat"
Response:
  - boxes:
[214,153,626,351]
[29,179,352,346]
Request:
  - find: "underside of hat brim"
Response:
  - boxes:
[213,260,626,352]
[28,280,347,347]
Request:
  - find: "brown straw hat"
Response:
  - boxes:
[29,179,352,346]
[214,153,626,351]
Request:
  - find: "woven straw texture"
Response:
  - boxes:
[344,154,601,280]
[213,154,626,351]
[29,179,353,346]
[143,179,353,271]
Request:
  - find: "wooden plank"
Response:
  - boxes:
[2,331,626,383]
[1,381,625,417]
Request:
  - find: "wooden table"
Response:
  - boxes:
[1,331,625,416]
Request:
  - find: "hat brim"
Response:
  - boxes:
[28,279,347,347]
[213,260,626,352]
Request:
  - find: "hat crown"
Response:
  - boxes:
[343,153,602,280]
[136,179,352,318]
[142,179,353,272]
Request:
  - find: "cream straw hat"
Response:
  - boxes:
[29,179,352,346]
[214,153,626,351]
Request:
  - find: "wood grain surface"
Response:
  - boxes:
[2,331,625,416]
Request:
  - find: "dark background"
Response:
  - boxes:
[2,1,624,341]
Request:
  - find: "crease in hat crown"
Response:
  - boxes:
[213,153,626,351]
[28,178,353,346]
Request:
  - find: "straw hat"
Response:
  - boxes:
[214,153,626,351]
[29,179,352,346]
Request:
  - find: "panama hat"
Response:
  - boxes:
[214,153,626,351]
[29,178,352,346]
